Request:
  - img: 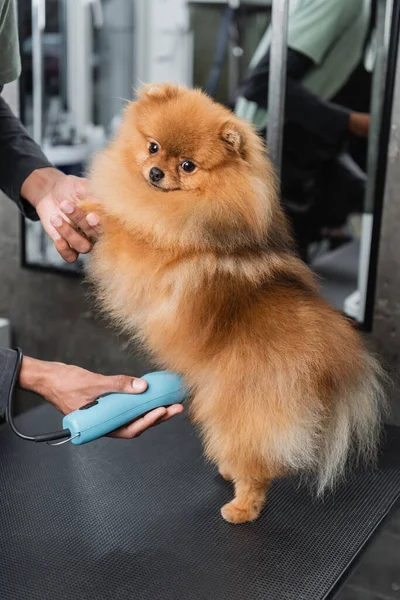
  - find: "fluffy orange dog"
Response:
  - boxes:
[83,84,386,524]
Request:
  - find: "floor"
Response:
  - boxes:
[0,195,399,599]
[335,507,400,600]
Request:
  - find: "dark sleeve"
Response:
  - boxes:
[0,89,53,221]
[238,47,351,147]
[0,348,18,422]
[239,46,313,105]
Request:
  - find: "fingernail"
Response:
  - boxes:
[50,215,63,227]
[132,379,146,392]
[52,231,61,241]
[86,213,100,227]
[60,201,74,215]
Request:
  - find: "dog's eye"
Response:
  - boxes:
[148,142,159,154]
[180,161,196,173]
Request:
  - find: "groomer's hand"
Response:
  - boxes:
[349,112,371,138]
[21,167,101,263]
[19,357,184,438]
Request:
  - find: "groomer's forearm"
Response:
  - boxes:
[18,356,54,396]
[240,47,350,147]
[284,80,351,146]
[239,47,313,109]
[0,353,56,422]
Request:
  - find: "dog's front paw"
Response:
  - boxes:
[220,501,261,524]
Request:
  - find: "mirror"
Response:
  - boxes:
[19,0,394,329]
[19,0,271,273]
[19,0,135,273]
[235,0,391,327]
[290,0,389,328]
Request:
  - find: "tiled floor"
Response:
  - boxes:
[336,506,400,599]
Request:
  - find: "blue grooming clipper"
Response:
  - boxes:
[63,372,187,445]
[7,352,187,446]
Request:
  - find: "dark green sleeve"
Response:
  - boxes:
[0,0,21,85]
[0,0,53,220]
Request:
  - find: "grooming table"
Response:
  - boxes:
[0,405,399,600]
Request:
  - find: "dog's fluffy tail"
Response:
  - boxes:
[316,353,388,494]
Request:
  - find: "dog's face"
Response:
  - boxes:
[141,138,200,193]
[96,83,277,249]
[125,84,248,195]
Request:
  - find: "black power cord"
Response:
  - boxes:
[6,348,72,443]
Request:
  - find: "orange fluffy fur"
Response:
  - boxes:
[83,84,386,524]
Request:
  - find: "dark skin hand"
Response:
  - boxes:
[19,357,184,439]
[21,168,100,263]
[348,112,370,138]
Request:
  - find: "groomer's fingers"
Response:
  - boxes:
[150,403,184,424]
[110,407,168,439]
[70,175,90,195]
[110,404,184,439]
[52,235,79,263]
[97,375,184,439]
[50,214,92,254]
[59,201,102,238]
[102,374,148,395]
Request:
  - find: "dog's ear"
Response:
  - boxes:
[219,121,244,155]
[137,83,183,102]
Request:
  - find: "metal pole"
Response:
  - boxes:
[32,0,45,145]
[364,0,393,215]
[358,0,393,323]
[267,0,289,177]
[66,0,92,144]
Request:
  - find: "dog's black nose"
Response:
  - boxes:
[149,167,165,182]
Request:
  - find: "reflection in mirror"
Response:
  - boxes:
[20,0,272,273]
[236,0,389,324]
[20,0,391,328]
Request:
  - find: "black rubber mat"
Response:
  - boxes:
[0,406,400,600]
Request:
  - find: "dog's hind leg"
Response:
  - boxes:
[220,477,270,524]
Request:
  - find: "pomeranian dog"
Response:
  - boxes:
[82,83,386,524]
